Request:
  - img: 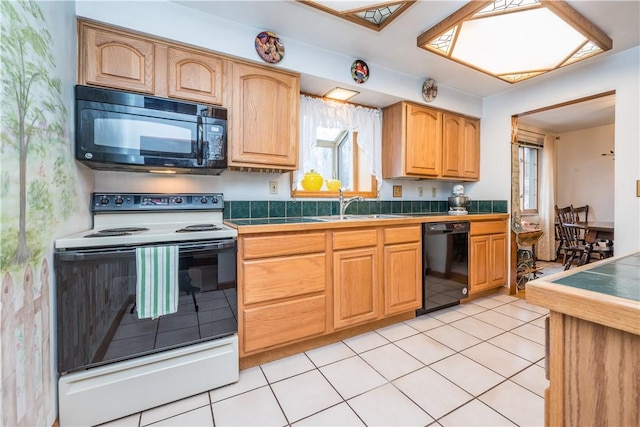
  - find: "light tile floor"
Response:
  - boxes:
[99,294,549,427]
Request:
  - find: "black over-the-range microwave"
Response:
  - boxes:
[75,85,228,175]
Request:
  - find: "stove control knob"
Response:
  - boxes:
[174,197,183,204]
[114,197,124,205]
[100,197,109,205]
[200,197,208,204]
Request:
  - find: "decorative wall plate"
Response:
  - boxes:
[255,31,285,64]
[422,78,438,102]
[351,59,369,84]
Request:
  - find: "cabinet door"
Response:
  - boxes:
[384,242,422,315]
[469,234,507,293]
[168,48,223,105]
[406,104,442,176]
[333,247,379,329]
[229,62,299,169]
[81,25,155,94]
[489,233,507,286]
[442,114,480,180]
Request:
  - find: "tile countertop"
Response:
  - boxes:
[526,252,640,336]
[224,213,510,234]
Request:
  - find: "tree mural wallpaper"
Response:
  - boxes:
[1,0,79,425]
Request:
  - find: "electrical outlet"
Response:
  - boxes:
[418,186,423,197]
[431,187,437,197]
[393,185,403,197]
[269,181,278,194]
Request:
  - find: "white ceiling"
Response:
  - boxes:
[174,0,638,132]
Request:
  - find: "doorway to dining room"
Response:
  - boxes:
[512,91,616,264]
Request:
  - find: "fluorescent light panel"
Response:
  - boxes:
[324,87,359,101]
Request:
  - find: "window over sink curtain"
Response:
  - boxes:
[294,95,382,195]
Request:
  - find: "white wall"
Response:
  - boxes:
[483,47,640,255]
[556,125,615,222]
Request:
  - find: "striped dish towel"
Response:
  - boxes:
[136,245,179,319]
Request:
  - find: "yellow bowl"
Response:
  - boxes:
[326,179,341,192]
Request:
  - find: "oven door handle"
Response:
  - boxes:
[55,239,237,261]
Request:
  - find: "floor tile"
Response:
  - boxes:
[536,358,546,370]
[404,314,446,332]
[209,366,267,403]
[211,386,287,426]
[478,380,545,427]
[148,406,213,426]
[99,413,141,426]
[473,310,526,331]
[530,315,548,328]
[424,325,482,352]
[270,370,343,423]
[349,383,434,427]
[488,332,545,363]
[375,322,420,342]
[510,323,546,345]
[453,303,488,316]
[360,343,424,380]
[461,342,531,377]
[319,356,387,399]
[140,392,210,426]
[449,317,505,340]
[438,399,514,427]
[292,402,364,426]
[395,333,456,365]
[510,299,550,315]
[343,331,389,353]
[487,294,520,304]
[393,366,473,420]
[510,364,549,397]
[305,341,356,367]
[427,306,468,323]
[492,303,545,322]
[260,352,315,383]
[430,354,505,396]
[470,297,507,310]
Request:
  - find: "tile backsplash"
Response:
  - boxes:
[223,199,508,219]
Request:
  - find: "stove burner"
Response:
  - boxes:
[84,227,149,238]
[176,224,222,233]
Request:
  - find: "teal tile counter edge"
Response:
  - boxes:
[223,199,508,220]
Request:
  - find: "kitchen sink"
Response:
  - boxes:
[312,214,406,221]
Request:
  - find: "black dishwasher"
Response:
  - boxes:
[417,221,470,315]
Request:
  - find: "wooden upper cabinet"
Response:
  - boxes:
[228,61,299,170]
[442,113,480,180]
[80,24,155,94]
[167,47,223,105]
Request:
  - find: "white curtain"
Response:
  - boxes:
[295,95,382,195]
[537,135,557,260]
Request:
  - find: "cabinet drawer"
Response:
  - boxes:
[333,229,377,250]
[243,232,325,259]
[384,225,421,245]
[470,220,507,236]
[243,254,326,305]
[242,295,326,354]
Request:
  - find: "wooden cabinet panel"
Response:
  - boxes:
[442,113,480,180]
[383,225,421,245]
[243,232,325,259]
[470,235,490,291]
[333,247,379,329]
[332,229,377,250]
[471,220,507,236]
[243,254,325,305]
[406,104,442,176]
[168,48,223,105]
[489,233,507,286]
[242,295,326,354]
[469,222,507,294]
[229,61,299,169]
[81,25,155,93]
[384,242,422,315]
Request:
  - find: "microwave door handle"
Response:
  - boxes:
[196,116,204,165]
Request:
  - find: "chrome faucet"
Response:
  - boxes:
[339,188,365,219]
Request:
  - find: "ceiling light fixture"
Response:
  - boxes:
[417,0,612,83]
[323,87,360,101]
[298,1,416,31]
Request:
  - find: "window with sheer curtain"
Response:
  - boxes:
[292,95,382,198]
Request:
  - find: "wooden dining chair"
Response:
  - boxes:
[554,205,575,264]
[571,204,589,243]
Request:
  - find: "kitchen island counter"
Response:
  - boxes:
[526,252,640,427]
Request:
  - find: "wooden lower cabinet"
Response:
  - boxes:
[469,221,508,293]
[333,247,379,329]
[383,226,422,315]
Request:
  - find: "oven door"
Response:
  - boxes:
[54,238,237,374]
